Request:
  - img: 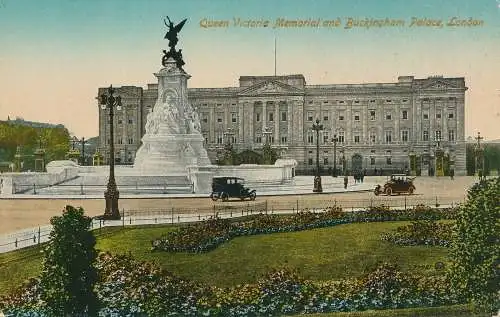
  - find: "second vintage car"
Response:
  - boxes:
[210,176,257,201]
[374,174,416,196]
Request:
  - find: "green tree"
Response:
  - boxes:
[448,177,500,314]
[40,205,99,316]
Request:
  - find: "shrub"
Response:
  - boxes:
[448,177,500,314]
[381,220,453,247]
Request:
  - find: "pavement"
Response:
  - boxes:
[1,175,376,199]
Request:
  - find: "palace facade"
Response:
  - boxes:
[97,74,467,175]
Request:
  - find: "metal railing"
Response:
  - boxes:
[12,182,195,195]
[0,196,464,254]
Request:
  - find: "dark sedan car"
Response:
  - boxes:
[210,177,257,201]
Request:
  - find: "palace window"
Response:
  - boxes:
[448,113,454,119]
[128,138,133,144]
[354,135,360,143]
[401,130,409,142]
[448,130,455,141]
[370,132,376,143]
[323,111,329,121]
[281,111,287,121]
[423,130,429,141]
[385,130,392,144]
[436,113,441,119]
[354,114,360,121]
[370,157,375,165]
[354,100,360,104]
[323,131,329,143]
[435,130,442,141]
[117,119,122,124]
[255,135,262,143]
[385,113,392,120]
[338,131,345,143]
[386,157,392,165]
[308,158,313,165]
[268,112,274,122]
[217,135,223,144]
[370,99,376,103]
[117,138,123,145]
[217,114,223,123]
[370,110,376,120]
[128,119,133,124]
[203,133,208,144]
[307,133,314,144]
[202,114,208,123]
[307,111,313,121]
[423,113,429,120]
[281,136,287,143]
[338,115,344,121]
[324,157,329,165]
[231,113,237,123]
[402,110,408,120]
[256,113,261,122]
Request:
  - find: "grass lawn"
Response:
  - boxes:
[0,221,450,296]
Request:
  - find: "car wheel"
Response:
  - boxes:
[250,192,256,201]
[374,189,380,196]
[385,187,392,196]
[221,192,229,202]
[408,187,414,195]
[210,193,218,201]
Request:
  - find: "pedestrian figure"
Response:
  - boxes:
[374,167,378,175]
[478,170,483,181]
[344,175,348,189]
[450,169,454,180]
[362,169,366,183]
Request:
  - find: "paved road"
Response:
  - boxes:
[0,176,479,235]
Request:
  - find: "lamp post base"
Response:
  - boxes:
[103,187,121,220]
[313,175,323,193]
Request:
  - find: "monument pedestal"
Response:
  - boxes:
[133,57,211,176]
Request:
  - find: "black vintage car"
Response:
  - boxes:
[210,177,257,201]
[374,174,416,196]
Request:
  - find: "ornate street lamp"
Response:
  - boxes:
[99,85,122,220]
[223,128,235,164]
[474,131,484,177]
[331,134,338,177]
[434,133,444,177]
[312,119,323,193]
[71,136,89,166]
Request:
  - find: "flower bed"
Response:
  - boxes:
[381,220,453,247]
[0,254,462,317]
[152,204,458,253]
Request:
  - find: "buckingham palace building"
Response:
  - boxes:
[97,74,467,176]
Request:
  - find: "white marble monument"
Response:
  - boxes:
[133,57,211,175]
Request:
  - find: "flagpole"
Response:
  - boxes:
[274,37,277,76]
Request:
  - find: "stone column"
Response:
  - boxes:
[262,101,267,131]
[413,96,419,143]
[429,99,435,140]
[456,96,465,141]
[238,102,244,143]
[442,100,448,141]
[209,105,215,143]
[274,103,279,144]
[362,106,367,144]
[287,101,293,145]
[294,99,304,144]
[394,102,400,143]
[346,101,352,145]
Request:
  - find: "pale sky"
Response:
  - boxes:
[0,0,499,139]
